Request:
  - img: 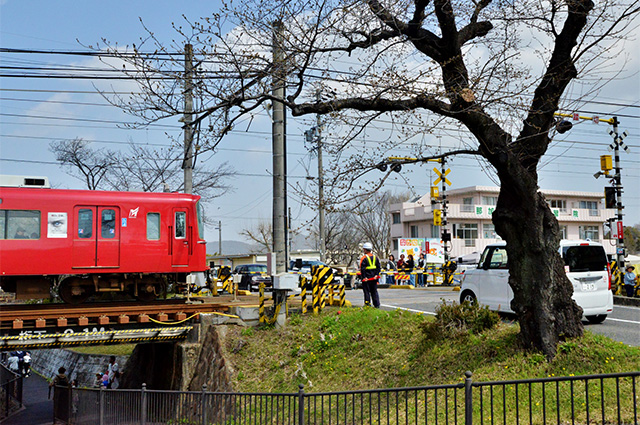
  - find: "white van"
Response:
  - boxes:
[459,240,613,323]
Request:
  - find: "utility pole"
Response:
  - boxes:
[182,43,194,194]
[304,91,326,262]
[316,92,326,263]
[271,21,287,273]
[218,220,222,255]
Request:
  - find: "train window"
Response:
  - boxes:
[0,210,41,239]
[175,211,186,239]
[77,209,93,238]
[147,213,160,240]
[197,201,205,239]
[101,209,116,239]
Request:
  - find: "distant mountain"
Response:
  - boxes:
[206,235,317,256]
[206,240,264,256]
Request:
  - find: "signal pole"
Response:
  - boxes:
[608,116,629,270]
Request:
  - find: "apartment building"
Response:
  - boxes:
[389,186,616,259]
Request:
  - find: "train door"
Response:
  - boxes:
[72,206,120,268]
[172,208,189,266]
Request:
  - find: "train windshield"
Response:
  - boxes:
[197,201,205,239]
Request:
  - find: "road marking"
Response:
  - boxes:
[606,317,640,325]
[380,304,435,315]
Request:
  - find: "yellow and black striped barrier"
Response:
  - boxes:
[610,260,623,295]
[217,266,233,294]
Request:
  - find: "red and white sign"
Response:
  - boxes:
[617,221,624,238]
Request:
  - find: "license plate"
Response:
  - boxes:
[582,283,597,292]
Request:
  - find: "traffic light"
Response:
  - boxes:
[604,187,616,209]
[433,209,442,226]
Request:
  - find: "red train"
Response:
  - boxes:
[0,177,208,303]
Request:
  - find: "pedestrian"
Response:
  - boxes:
[15,350,24,376]
[385,254,397,285]
[417,253,426,287]
[94,373,104,388]
[359,242,381,308]
[22,351,31,377]
[102,373,109,388]
[107,355,120,389]
[397,254,406,271]
[7,354,19,374]
[624,265,637,297]
[406,254,415,286]
[50,367,70,422]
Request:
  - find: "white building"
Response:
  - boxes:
[389,186,616,259]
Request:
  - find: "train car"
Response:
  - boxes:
[0,176,208,303]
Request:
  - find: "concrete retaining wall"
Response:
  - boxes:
[30,349,128,388]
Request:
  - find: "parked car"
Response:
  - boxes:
[459,240,613,324]
[233,264,272,291]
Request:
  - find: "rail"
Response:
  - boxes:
[61,370,638,424]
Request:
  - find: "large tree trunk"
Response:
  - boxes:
[493,161,584,359]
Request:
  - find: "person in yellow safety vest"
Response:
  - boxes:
[359,242,381,308]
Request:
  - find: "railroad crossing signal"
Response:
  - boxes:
[433,167,451,186]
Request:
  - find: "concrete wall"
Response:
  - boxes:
[30,348,128,388]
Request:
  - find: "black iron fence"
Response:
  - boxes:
[0,362,23,421]
[64,371,638,425]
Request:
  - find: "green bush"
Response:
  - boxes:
[420,300,500,341]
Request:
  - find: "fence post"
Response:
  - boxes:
[464,371,473,425]
[201,384,208,425]
[298,384,305,425]
[141,383,147,425]
[99,386,105,425]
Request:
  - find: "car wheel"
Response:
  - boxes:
[460,291,477,306]
[586,314,607,324]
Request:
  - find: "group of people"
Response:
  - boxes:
[93,355,121,389]
[6,350,31,377]
[384,253,427,286]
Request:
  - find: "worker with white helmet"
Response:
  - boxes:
[359,242,381,308]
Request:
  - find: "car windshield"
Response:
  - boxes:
[562,246,607,272]
[246,265,267,273]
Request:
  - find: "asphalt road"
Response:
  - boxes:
[345,287,640,347]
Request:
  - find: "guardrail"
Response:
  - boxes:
[0,362,23,421]
[63,371,638,424]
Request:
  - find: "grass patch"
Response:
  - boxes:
[223,306,640,393]
[68,344,136,356]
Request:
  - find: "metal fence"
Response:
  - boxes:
[65,371,638,425]
[0,362,23,421]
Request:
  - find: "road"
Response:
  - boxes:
[345,287,640,347]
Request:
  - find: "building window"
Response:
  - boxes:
[431,224,440,238]
[461,197,474,212]
[559,225,567,239]
[392,212,401,224]
[579,225,599,240]
[393,239,399,252]
[548,199,567,213]
[456,223,478,246]
[483,223,498,239]
[579,201,599,216]
[482,196,497,206]
[410,225,419,238]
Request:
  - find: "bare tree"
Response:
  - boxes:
[51,139,235,203]
[99,0,639,358]
[50,138,117,190]
[240,221,273,253]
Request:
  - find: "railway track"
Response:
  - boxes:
[0,294,261,332]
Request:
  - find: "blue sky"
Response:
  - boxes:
[1,0,639,246]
